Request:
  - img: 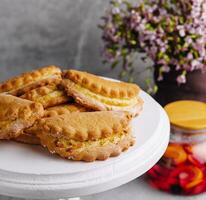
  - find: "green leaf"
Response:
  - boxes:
[130,40,137,45]
[182,70,187,76]
[145,78,151,85]
[111,60,119,69]
[110,0,120,7]
[153,85,158,94]
[113,14,122,23]
[119,70,127,78]
[158,52,164,59]
[163,54,170,62]
[128,77,134,83]
[145,23,155,31]
[121,48,128,56]
[191,34,199,39]
[179,16,184,24]
[193,50,199,59]
[122,0,132,9]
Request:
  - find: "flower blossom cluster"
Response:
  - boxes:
[100,0,206,84]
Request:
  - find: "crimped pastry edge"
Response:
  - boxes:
[0,65,62,96]
[44,103,89,117]
[10,75,62,96]
[20,83,70,108]
[39,132,135,162]
[28,111,131,142]
[63,69,140,99]
[63,80,143,117]
[0,94,44,139]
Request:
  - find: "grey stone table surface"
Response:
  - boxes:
[1,176,206,200]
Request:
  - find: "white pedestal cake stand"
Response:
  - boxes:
[0,91,170,200]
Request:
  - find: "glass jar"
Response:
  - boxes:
[147,101,206,195]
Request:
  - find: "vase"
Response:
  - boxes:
[154,67,206,106]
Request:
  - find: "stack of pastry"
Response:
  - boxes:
[0,66,143,162]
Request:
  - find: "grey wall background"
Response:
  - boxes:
[0,0,151,87]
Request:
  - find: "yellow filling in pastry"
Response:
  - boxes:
[36,90,66,104]
[41,132,129,151]
[0,120,13,128]
[72,81,138,107]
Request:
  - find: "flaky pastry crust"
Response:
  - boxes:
[63,70,140,98]
[20,83,70,108]
[0,94,44,139]
[28,111,131,142]
[0,65,61,96]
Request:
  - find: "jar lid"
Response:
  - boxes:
[164,100,206,130]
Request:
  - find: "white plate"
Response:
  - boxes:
[0,90,170,199]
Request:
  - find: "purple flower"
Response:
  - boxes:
[148,46,158,59]
[100,0,206,84]
[177,74,186,84]
[157,59,167,65]
[191,60,201,70]
[157,74,163,81]
[129,10,141,29]
[175,64,181,70]
[185,36,192,45]
[187,53,193,60]
[112,7,120,14]
[161,66,170,72]
[102,23,120,43]
[179,29,186,37]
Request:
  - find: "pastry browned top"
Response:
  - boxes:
[0,94,43,121]
[21,83,60,99]
[29,111,131,141]
[20,82,70,108]
[0,65,61,94]
[63,70,140,98]
[0,94,44,139]
[44,103,89,117]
